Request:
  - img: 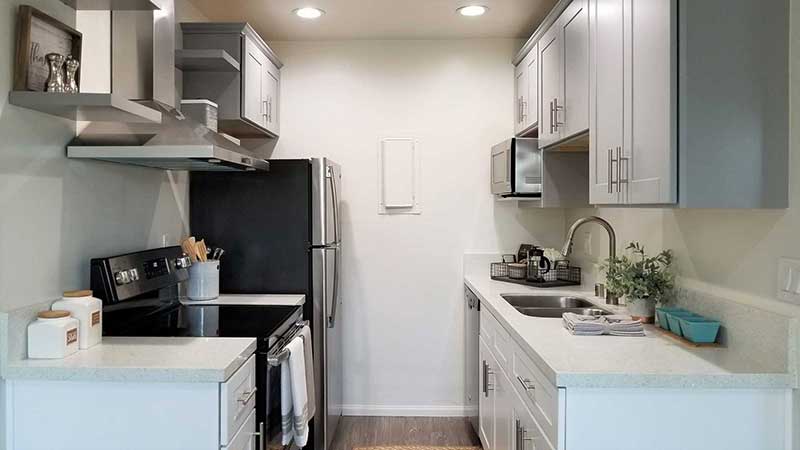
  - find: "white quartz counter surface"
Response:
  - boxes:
[5,337,256,383]
[465,272,796,389]
[180,294,305,307]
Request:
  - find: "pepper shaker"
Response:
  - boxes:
[64,55,80,94]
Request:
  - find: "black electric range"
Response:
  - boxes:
[92,246,302,448]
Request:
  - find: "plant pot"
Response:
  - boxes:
[626,297,655,323]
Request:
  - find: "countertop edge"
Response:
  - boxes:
[464,275,796,390]
[4,338,258,384]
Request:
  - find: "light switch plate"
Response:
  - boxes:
[777,257,800,305]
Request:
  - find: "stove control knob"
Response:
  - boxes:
[128,268,139,281]
[114,271,131,285]
[175,255,192,269]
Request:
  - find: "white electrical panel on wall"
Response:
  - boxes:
[378,137,421,215]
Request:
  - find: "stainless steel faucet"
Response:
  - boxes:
[561,216,619,305]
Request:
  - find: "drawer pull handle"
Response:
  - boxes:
[238,387,258,405]
[517,375,535,392]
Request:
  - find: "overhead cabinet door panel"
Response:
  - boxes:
[561,0,590,140]
[242,37,265,128]
[589,0,624,204]
[628,0,677,204]
[538,26,562,148]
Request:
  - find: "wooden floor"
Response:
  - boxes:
[329,417,482,450]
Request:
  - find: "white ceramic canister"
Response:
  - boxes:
[51,290,103,350]
[27,310,80,359]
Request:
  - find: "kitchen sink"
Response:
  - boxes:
[500,294,611,318]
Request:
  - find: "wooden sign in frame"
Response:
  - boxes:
[14,5,83,92]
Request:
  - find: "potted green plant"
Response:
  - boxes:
[601,242,675,323]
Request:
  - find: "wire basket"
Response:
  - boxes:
[490,261,581,288]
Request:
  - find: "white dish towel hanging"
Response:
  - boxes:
[280,335,311,448]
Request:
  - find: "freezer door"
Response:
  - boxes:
[312,158,342,247]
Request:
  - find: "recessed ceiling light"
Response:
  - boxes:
[293,7,325,19]
[457,5,488,17]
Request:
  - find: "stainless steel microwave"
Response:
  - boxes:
[490,138,542,197]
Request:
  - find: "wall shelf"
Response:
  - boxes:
[59,0,163,10]
[9,92,162,123]
[175,49,240,72]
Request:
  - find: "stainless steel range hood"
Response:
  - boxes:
[68,101,269,171]
[67,1,268,172]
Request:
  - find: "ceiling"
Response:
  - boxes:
[186,0,559,41]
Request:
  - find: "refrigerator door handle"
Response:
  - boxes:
[327,167,341,245]
[326,246,339,328]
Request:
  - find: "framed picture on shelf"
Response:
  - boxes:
[14,5,82,92]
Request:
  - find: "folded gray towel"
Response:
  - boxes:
[563,313,645,337]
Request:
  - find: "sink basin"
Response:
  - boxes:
[501,294,596,309]
[500,294,611,318]
[514,307,611,318]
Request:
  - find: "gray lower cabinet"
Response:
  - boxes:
[182,23,282,139]
[589,0,789,207]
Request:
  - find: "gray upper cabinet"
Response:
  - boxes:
[514,44,538,136]
[539,0,589,149]
[182,23,283,139]
[589,0,789,208]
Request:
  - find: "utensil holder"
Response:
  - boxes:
[187,261,220,301]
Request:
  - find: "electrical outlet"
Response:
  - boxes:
[777,257,800,304]
[583,231,592,256]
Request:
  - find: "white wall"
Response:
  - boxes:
[269,39,565,415]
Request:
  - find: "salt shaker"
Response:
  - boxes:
[45,53,66,93]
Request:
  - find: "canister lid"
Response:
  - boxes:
[63,289,93,298]
[38,310,71,319]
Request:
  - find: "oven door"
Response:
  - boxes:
[491,139,513,195]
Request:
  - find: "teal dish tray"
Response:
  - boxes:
[655,307,684,330]
[664,311,698,336]
[677,316,721,344]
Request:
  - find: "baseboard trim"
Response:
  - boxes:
[341,404,472,417]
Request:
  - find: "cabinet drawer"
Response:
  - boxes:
[512,350,558,446]
[480,310,512,376]
[221,355,257,446]
[222,408,257,450]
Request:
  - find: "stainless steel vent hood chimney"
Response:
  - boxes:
[68,0,269,172]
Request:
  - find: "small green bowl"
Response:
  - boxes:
[677,316,721,344]
[665,311,699,336]
[655,307,685,330]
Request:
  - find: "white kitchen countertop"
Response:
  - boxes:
[465,270,797,389]
[4,337,256,383]
[180,293,305,307]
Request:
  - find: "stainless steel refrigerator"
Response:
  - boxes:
[190,158,343,450]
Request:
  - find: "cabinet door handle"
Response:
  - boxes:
[521,100,528,121]
[549,101,554,134]
[516,375,535,392]
[262,100,268,117]
[251,421,266,450]
[515,419,523,450]
[617,146,629,194]
[607,148,614,194]
[238,387,258,405]
[482,360,494,396]
[553,97,564,130]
